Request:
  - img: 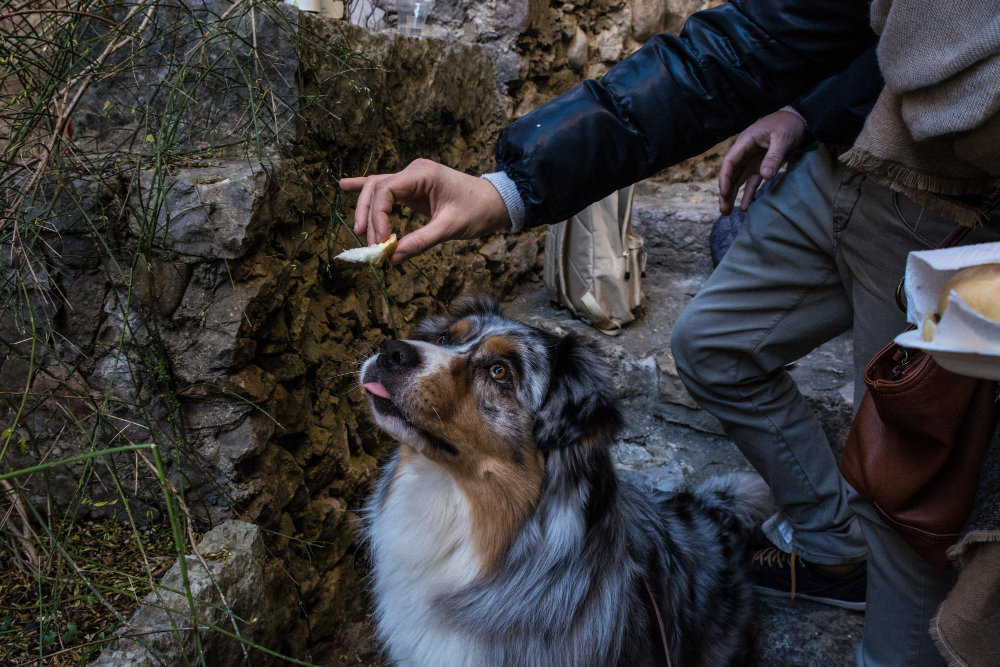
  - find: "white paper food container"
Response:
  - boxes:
[894,241,1000,380]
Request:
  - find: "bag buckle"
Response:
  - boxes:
[890,348,910,381]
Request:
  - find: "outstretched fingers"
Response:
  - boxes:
[340,160,440,245]
[339,175,384,240]
[391,215,456,265]
[367,178,397,246]
[718,134,759,214]
[740,173,763,211]
[367,170,429,245]
[758,136,787,180]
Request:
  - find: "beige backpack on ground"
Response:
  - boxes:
[543,186,646,335]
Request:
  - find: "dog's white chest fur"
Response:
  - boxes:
[368,454,487,666]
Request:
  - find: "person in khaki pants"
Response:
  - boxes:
[340,1,1000,663]
[675,120,999,666]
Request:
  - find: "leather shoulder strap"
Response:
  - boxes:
[938,225,973,249]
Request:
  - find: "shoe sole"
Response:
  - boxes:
[754,585,866,611]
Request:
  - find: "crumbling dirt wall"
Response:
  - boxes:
[0,11,542,662]
[245,21,546,658]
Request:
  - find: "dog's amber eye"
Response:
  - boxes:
[437,334,448,345]
[489,363,508,382]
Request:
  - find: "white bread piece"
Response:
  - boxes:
[335,234,398,265]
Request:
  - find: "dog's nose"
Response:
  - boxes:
[377,340,421,371]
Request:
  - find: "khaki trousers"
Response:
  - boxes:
[671,144,999,666]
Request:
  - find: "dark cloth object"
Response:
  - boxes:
[709,172,784,267]
[495,0,877,227]
[709,210,745,269]
[793,45,883,145]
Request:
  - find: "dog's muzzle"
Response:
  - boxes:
[376,340,421,372]
[362,339,422,404]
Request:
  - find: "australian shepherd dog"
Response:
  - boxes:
[360,296,772,667]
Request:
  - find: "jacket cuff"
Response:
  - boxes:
[482,171,527,233]
[779,104,808,127]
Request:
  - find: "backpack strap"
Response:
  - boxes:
[555,219,572,305]
[618,185,635,260]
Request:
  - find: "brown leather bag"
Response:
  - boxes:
[840,227,1000,569]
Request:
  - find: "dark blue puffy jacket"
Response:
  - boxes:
[494,0,879,227]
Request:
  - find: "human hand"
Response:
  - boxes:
[339,159,511,264]
[718,109,807,215]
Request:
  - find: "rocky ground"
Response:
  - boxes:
[505,179,863,666]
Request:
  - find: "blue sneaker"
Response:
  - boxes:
[752,546,867,611]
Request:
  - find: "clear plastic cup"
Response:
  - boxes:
[285,0,322,12]
[397,0,434,38]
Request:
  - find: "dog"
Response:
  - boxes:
[360,296,772,667]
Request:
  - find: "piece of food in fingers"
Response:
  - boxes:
[335,234,398,265]
[921,263,1000,342]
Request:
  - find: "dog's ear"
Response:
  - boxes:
[449,293,502,320]
[533,333,622,453]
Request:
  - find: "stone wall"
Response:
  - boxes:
[418,0,708,115]
[1,6,542,663]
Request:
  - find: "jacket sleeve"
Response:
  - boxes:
[495,0,876,226]
[792,45,883,146]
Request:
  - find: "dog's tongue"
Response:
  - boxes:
[363,382,390,399]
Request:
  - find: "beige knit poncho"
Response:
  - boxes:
[840,0,1000,225]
